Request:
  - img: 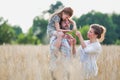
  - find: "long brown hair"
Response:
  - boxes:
[90,24,106,42]
[58,7,73,17]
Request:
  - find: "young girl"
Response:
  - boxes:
[76,24,106,79]
[47,7,75,49]
[47,7,77,57]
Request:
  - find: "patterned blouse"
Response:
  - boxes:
[47,15,61,37]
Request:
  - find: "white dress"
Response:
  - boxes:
[77,40,102,79]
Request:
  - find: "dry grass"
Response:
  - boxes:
[0,45,120,80]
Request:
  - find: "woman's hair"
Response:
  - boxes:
[90,24,106,42]
[50,7,73,20]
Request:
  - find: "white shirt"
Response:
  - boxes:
[77,40,102,79]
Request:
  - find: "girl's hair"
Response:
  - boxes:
[49,7,73,21]
[59,7,73,17]
[90,24,106,42]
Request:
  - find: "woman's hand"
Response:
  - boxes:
[76,31,81,38]
[76,31,86,48]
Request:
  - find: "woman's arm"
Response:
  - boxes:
[76,31,86,48]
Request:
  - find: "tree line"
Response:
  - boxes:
[0,1,120,45]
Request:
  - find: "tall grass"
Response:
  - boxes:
[0,45,120,80]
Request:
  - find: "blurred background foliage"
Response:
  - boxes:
[0,1,120,45]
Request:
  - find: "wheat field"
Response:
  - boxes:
[0,45,120,80]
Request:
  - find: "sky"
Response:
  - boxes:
[0,0,120,33]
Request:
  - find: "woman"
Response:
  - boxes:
[47,7,77,70]
[76,24,106,79]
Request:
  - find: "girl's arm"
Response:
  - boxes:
[55,22,61,31]
[68,19,77,30]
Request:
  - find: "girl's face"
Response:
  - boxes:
[62,12,70,20]
[87,27,97,39]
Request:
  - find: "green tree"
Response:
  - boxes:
[73,25,89,45]
[111,13,120,39]
[77,11,117,44]
[0,20,15,44]
[12,25,23,35]
[16,27,40,44]
[115,40,120,45]
[11,25,23,43]
[31,17,48,44]
[43,1,64,15]
[80,25,89,40]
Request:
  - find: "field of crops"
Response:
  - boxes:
[0,45,120,80]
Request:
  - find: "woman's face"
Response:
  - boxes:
[87,27,97,39]
[62,12,70,20]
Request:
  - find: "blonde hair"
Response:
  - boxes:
[90,24,106,42]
